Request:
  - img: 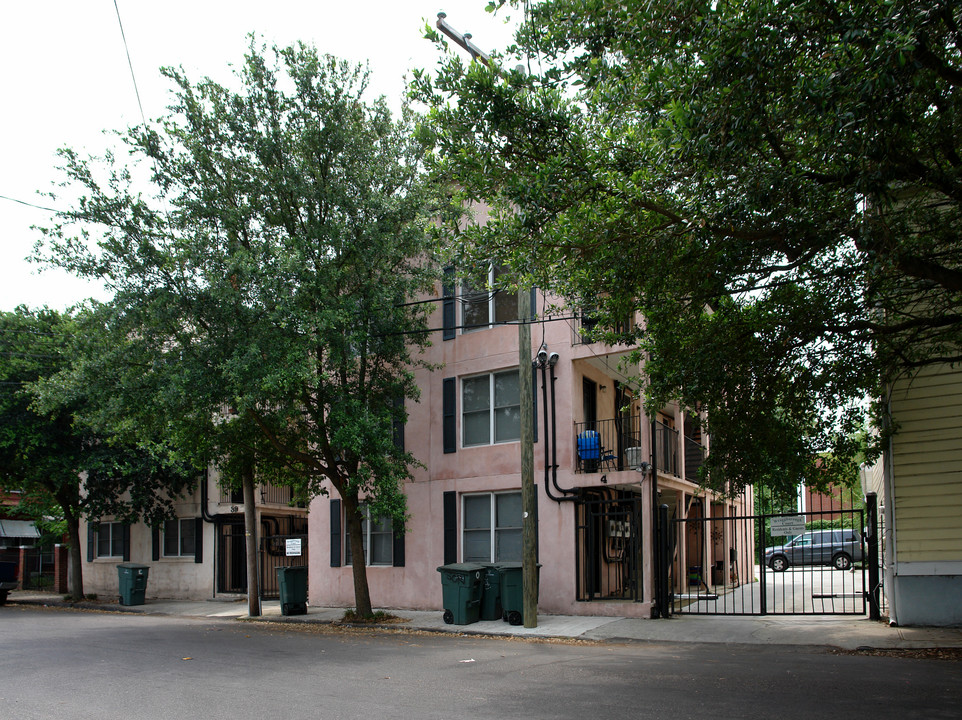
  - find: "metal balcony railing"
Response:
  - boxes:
[574,417,642,473]
[653,421,678,477]
[574,417,706,480]
[684,435,706,483]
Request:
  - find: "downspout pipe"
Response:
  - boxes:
[538,350,575,503]
[549,355,576,499]
[200,467,220,523]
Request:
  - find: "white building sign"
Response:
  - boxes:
[769,515,805,537]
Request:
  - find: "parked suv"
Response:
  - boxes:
[765,529,863,571]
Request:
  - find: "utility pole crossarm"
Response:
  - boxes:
[436,12,491,66]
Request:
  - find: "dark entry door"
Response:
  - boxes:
[217,522,247,594]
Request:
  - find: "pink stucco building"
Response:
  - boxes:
[308,255,750,618]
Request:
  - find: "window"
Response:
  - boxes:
[96,522,126,558]
[462,492,522,562]
[163,518,197,557]
[462,370,521,447]
[462,265,518,331]
[345,507,393,566]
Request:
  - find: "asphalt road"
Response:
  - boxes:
[2,606,960,720]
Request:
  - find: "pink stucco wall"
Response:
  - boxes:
[308,290,666,617]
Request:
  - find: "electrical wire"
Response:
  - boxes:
[113,0,148,132]
[0,194,59,213]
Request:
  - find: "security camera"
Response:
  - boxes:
[536,347,548,366]
[547,352,560,366]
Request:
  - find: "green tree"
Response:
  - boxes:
[0,307,196,600]
[36,41,439,617]
[414,0,962,495]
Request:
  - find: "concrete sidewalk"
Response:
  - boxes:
[8,590,962,651]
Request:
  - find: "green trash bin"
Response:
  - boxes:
[498,562,540,626]
[276,566,308,616]
[479,563,504,621]
[117,563,150,606]
[436,562,485,625]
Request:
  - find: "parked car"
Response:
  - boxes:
[765,529,863,571]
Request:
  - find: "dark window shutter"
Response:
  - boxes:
[443,377,457,454]
[529,287,537,322]
[87,523,95,562]
[122,524,131,562]
[330,499,342,567]
[443,491,457,565]
[152,527,160,561]
[442,267,456,340]
[392,528,405,568]
[194,518,204,563]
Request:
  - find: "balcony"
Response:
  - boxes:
[574,417,702,480]
[684,435,706,483]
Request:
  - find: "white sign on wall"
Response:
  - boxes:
[286,538,303,557]
[769,515,806,537]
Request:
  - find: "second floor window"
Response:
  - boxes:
[462,370,521,447]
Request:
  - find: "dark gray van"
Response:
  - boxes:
[764,529,863,571]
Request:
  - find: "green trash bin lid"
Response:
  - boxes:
[437,562,486,574]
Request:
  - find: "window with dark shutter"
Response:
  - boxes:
[194,518,204,564]
[443,491,457,564]
[443,377,457,454]
[330,499,342,567]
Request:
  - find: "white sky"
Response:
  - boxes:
[0,1,517,311]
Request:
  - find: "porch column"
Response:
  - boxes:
[679,493,689,593]
[721,503,731,587]
[702,495,711,587]
[17,545,27,590]
[53,544,69,594]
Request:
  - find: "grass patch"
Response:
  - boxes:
[341,609,406,624]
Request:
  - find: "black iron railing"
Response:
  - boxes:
[574,416,705,478]
[653,421,678,477]
[574,417,642,472]
[684,435,705,482]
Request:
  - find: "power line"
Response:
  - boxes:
[0,194,58,213]
[113,0,148,131]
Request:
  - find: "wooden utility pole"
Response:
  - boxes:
[241,458,261,617]
[519,288,538,628]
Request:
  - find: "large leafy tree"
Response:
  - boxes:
[414,0,962,495]
[37,41,439,617]
[0,307,196,600]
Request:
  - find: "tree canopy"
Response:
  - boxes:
[36,40,440,616]
[414,0,962,495]
[0,307,196,599]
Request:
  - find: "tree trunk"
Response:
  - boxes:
[343,496,373,617]
[242,460,261,617]
[64,510,84,601]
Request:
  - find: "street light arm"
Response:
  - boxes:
[436,12,491,66]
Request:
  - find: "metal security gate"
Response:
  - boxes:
[575,491,643,602]
[259,534,308,600]
[661,487,879,617]
[217,516,308,599]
